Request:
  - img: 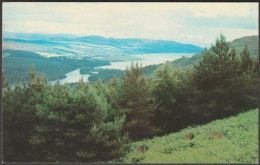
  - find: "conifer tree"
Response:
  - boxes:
[236,46,259,110]
[116,62,161,140]
[151,63,196,133]
[240,45,253,71]
[151,62,176,133]
[30,79,129,162]
[2,66,46,161]
[193,34,258,120]
[2,70,14,161]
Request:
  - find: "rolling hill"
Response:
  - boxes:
[230,35,258,57]
[3,31,79,41]
[2,33,258,85]
[141,35,259,79]
[75,36,203,53]
[2,49,109,84]
[3,32,203,57]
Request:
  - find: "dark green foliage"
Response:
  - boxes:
[79,67,93,74]
[2,66,47,161]
[193,34,258,121]
[87,69,124,83]
[2,49,110,84]
[236,46,259,110]
[2,67,129,162]
[115,63,161,141]
[2,70,10,89]
[151,63,196,133]
[31,79,129,162]
[150,34,258,133]
[92,78,116,121]
[151,63,177,133]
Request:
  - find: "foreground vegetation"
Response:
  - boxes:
[2,35,258,162]
[120,108,258,163]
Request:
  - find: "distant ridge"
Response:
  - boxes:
[3,31,79,41]
[3,32,203,54]
[141,35,259,78]
[230,35,259,57]
[73,35,203,53]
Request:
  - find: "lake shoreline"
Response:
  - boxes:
[10,52,195,87]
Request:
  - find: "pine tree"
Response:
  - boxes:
[2,70,14,161]
[240,45,253,71]
[193,34,258,120]
[2,66,46,161]
[2,70,11,89]
[30,79,129,162]
[151,63,196,133]
[116,62,161,141]
[236,46,259,110]
[151,62,176,133]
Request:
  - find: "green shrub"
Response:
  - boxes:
[120,109,258,163]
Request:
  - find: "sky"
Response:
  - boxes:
[3,2,259,47]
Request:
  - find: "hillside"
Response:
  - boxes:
[75,36,203,53]
[230,35,258,57]
[141,35,259,79]
[142,53,203,78]
[84,35,259,82]
[2,49,109,84]
[118,108,258,163]
[3,32,203,57]
[3,31,79,40]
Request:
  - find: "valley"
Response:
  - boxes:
[2,32,202,84]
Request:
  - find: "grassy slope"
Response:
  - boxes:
[119,108,258,163]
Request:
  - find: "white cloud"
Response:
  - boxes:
[3,2,258,47]
[187,35,204,39]
[189,3,252,18]
[3,3,255,23]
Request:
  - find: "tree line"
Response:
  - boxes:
[2,35,258,162]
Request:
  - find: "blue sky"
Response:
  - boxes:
[3,2,258,47]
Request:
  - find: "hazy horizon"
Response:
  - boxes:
[3,2,258,47]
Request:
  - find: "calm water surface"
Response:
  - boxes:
[53,53,195,84]
[51,68,90,85]
[10,53,195,87]
[96,53,194,70]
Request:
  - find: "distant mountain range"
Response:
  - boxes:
[74,36,203,53]
[3,31,79,40]
[3,31,203,55]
